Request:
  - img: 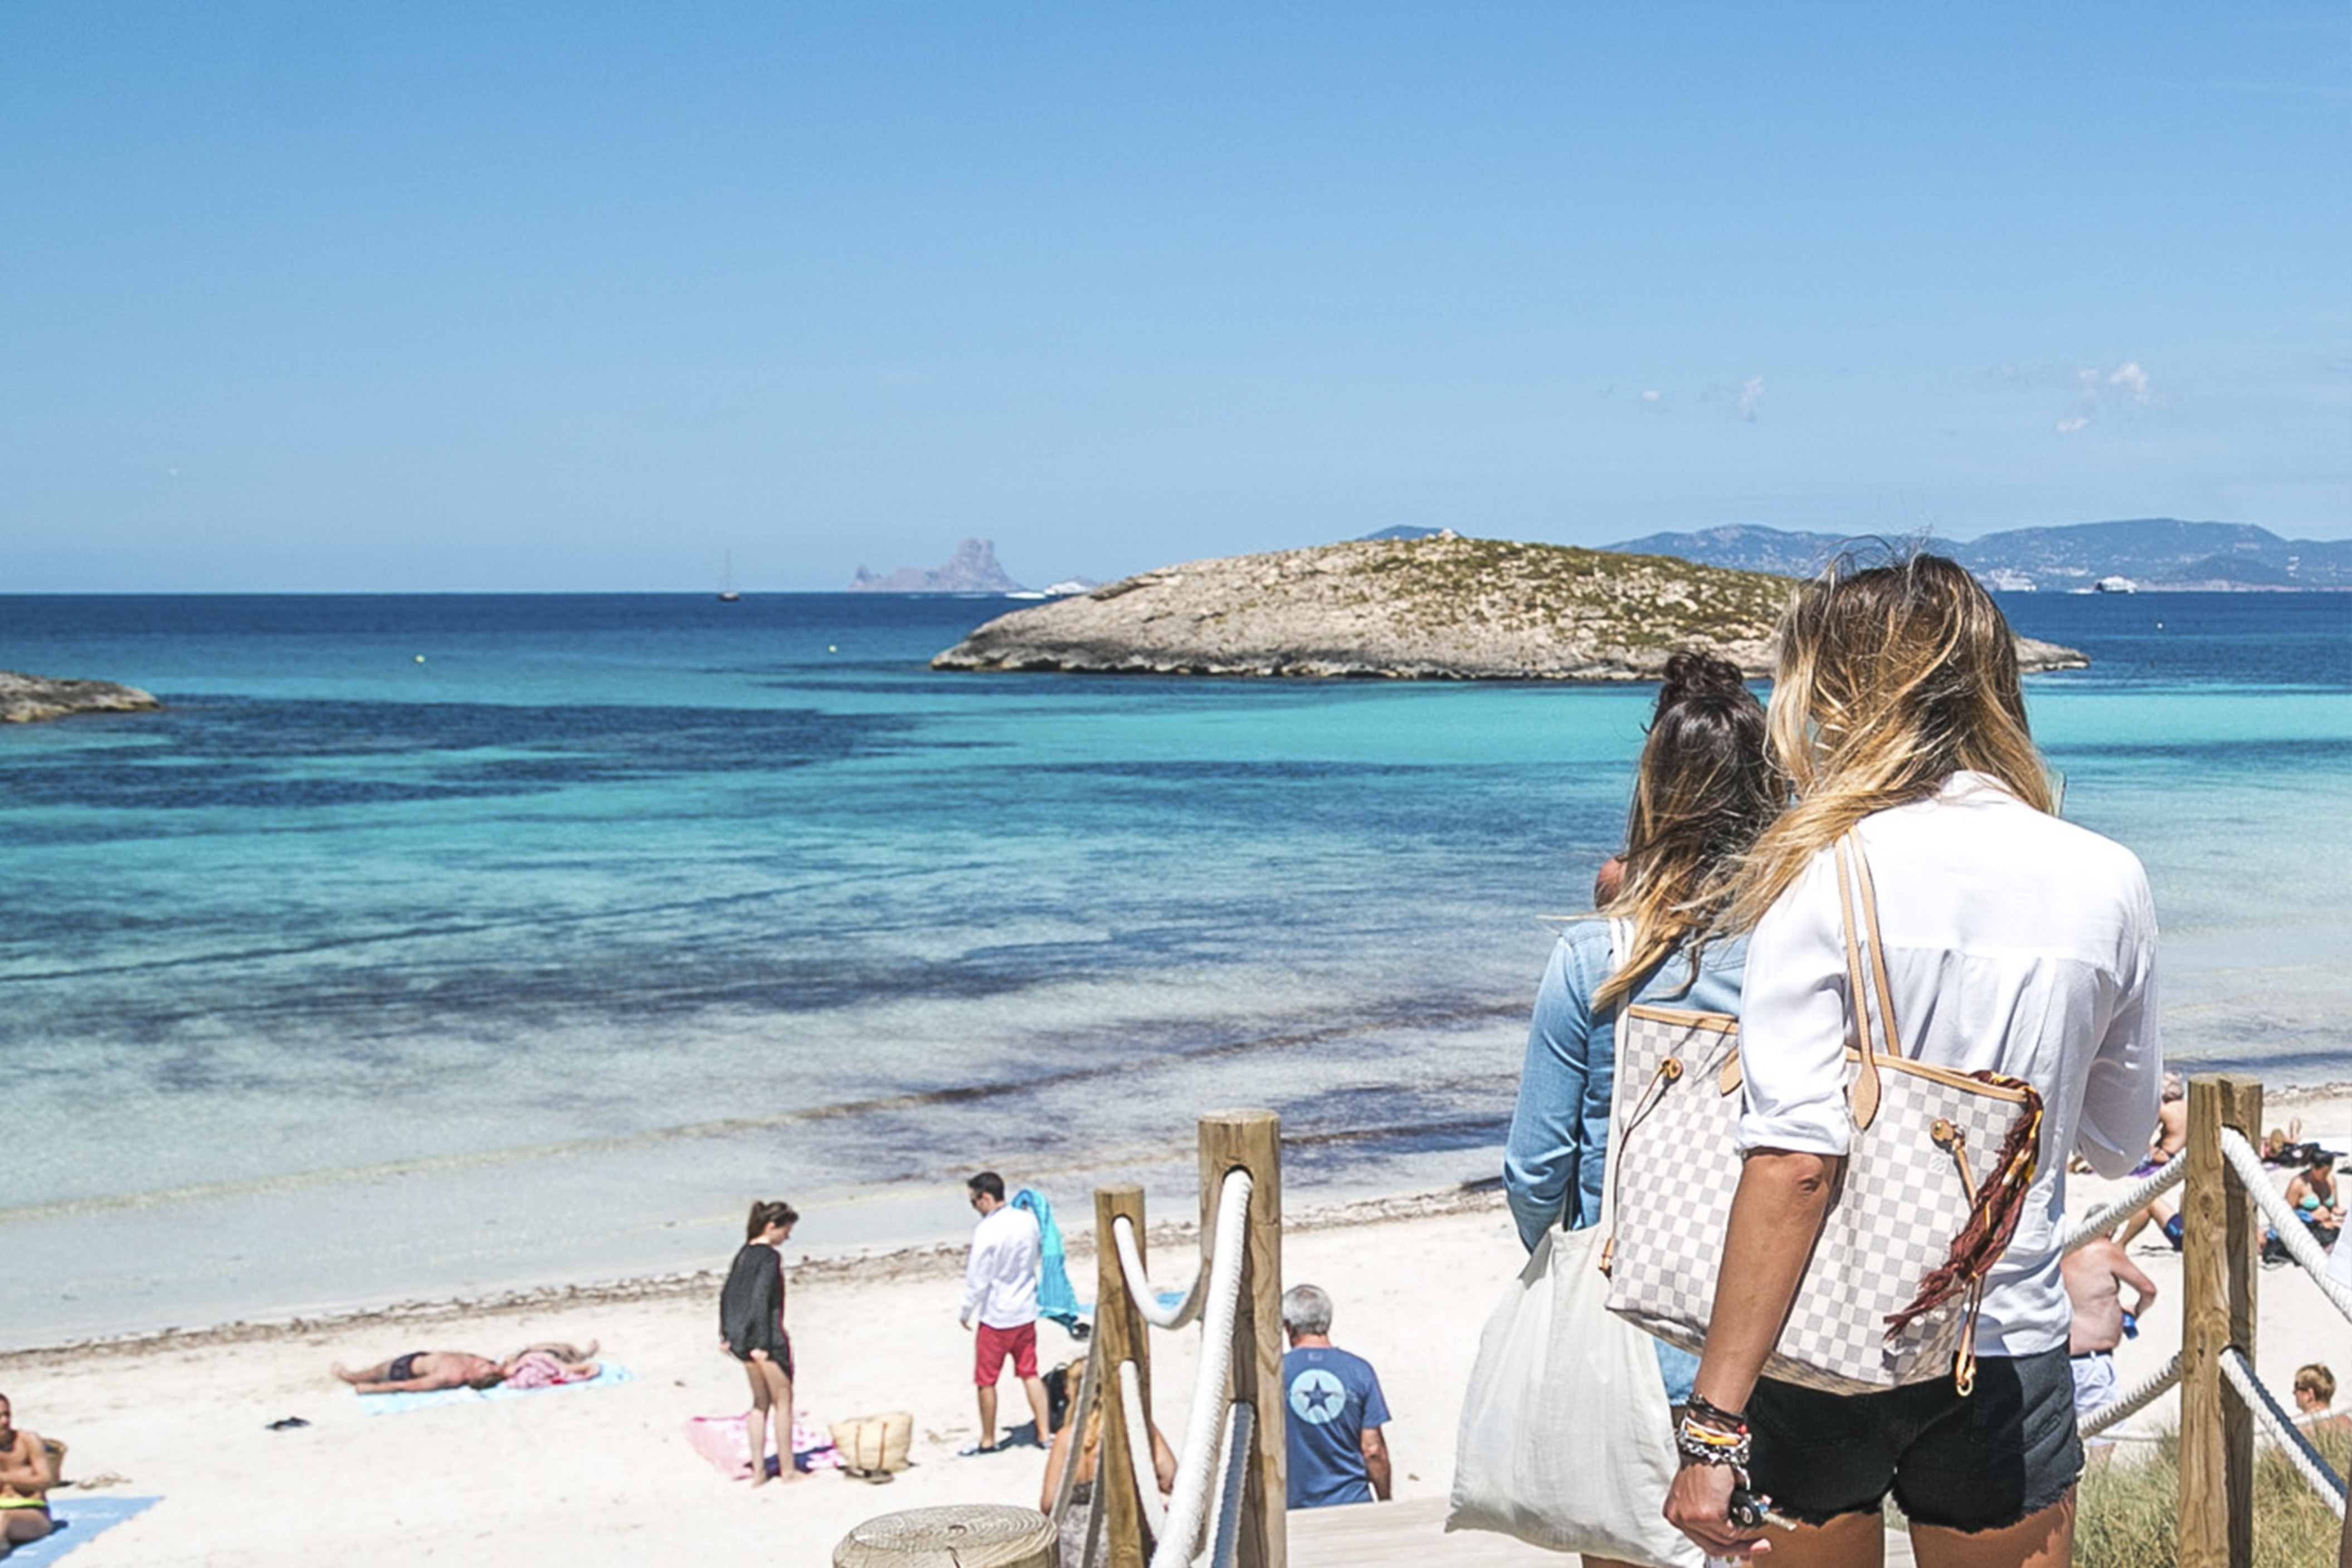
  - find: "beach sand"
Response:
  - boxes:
[6,1090,2349,1567]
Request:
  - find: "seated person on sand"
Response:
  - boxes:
[2286,1151,2345,1250]
[1040,1357,1176,1563]
[333,1341,600,1394]
[2262,1121,2308,1163]
[2115,1073,2193,1250]
[0,1393,62,1556]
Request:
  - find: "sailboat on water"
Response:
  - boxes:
[718,552,741,602]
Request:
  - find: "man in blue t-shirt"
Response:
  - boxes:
[1279,1283,1392,1509]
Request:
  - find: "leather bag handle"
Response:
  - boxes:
[1833,836,1898,1130]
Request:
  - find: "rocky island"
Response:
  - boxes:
[932,535,2087,679]
[1,670,162,723]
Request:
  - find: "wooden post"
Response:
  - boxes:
[1200,1109,1284,1568]
[1093,1185,1152,1568]
[2178,1074,2262,1568]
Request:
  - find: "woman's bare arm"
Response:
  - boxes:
[1664,1148,1841,1557]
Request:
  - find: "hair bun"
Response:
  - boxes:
[1659,652,1747,704]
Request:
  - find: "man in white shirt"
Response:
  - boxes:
[959,1170,1053,1454]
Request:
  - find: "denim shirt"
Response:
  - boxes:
[1503,920,1748,1252]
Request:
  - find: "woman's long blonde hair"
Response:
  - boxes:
[1593,653,1783,1010]
[1725,553,2054,932]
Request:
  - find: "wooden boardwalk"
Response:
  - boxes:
[1288,1496,1918,1567]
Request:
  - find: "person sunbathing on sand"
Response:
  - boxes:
[0,1394,62,1556]
[333,1341,600,1394]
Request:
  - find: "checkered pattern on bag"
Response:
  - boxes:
[1603,1007,2030,1395]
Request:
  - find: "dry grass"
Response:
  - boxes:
[2076,1421,2349,1568]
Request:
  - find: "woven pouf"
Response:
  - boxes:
[832,1504,1057,1568]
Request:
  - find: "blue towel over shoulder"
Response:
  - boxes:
[1011,1187,1082,1332]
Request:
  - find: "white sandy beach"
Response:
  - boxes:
[6,1091,2349,1568]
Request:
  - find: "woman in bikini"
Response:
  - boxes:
[2286,1150,2344,1249]
[720,1199,799,1485]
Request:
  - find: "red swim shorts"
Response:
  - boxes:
[973,1321,1038,1385]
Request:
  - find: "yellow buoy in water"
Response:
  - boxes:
[414,655,427,663]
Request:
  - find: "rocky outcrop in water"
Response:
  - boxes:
[851,538,1030,593]
[1,671,163,723]
[932,535,2087,679]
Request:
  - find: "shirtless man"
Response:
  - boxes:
[0,1394,62,1556]
[2062,1232,2159,1431]
[332,1341,598,1395]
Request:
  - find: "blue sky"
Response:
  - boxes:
[3,3,2346,592]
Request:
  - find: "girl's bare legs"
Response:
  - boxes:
[742,1357,774,1485]
[744,1354,798,1485]
[1725,1511,1887,1568]
[1912,1492,2073,1568]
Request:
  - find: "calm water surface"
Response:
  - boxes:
[1,590,2344,1344]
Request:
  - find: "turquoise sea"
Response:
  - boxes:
[2,590,2346,1347]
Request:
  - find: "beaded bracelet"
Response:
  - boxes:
[1674,1412,1752,1470]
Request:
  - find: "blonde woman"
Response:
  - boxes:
[1663,556,2161,1568]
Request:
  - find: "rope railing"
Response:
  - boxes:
[2218,1127,2352,1323]
[2077,1351,2183,1440]
[1151,1166,1255,1568]
[1112,1214,1211,1331]
[2059,1153,2188,1253]
[1204,1403,1257,1568]
[2219,1348,2349,1521]
[1118,1358,1170,1535]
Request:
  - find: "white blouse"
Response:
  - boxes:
[1736,771,2163,1357]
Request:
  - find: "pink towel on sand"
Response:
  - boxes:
[503,1351,595,1390]
[683,1413,842,1478]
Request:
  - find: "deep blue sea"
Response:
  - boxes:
[2,590,2346,1345]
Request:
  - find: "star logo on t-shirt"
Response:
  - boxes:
[1289,1366,1347,1425]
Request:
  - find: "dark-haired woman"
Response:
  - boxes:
[720,1200,800,1484]
[1664,556,2160,1568]
[1504,651,1781,1568]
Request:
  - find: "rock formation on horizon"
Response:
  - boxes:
[932,535,2088,680]
[850,538,1030,593]
[2,670,162,723]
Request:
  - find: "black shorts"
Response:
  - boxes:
[1747,1346,2083,1532]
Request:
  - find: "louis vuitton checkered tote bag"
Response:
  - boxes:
[1602,836,2045,1395]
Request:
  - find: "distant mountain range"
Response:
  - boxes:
[1604,519,2351,591]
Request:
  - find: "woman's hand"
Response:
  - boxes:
[1665,1462,1769,1559]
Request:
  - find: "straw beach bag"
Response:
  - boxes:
[829,1410,914,1478]
[1603,837,2046,1395]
